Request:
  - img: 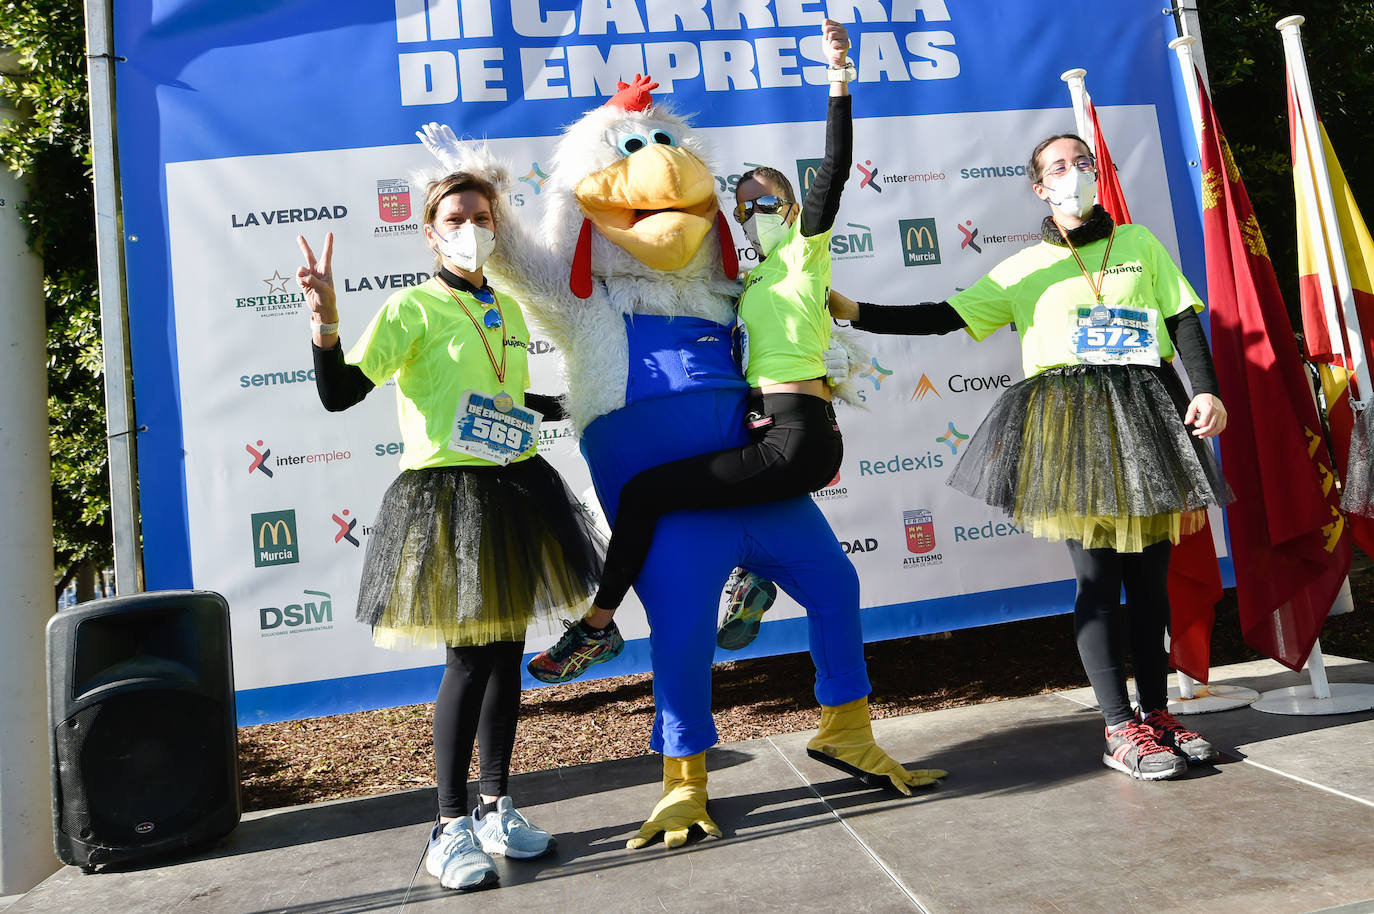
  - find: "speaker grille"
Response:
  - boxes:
[55,690,232,848]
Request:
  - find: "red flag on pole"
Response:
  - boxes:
[1287,75,1374,559]
[1084,86,1220,681]
[1196,67,1351,671]
[1084,95,1133,226]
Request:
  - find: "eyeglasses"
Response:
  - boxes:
[734,195,794,224]
[1040,156,1096,181]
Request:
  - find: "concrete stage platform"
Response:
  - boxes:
[8,657,1374,914]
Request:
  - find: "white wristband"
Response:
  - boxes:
[313,320,340,336]
[827,61,857,83]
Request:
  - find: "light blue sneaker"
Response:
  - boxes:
[473,797,553,859]
[426,817,497,890]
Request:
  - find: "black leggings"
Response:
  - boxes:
[1065,539,1173,727]
[594,391,843,610]
[433,640,524,818]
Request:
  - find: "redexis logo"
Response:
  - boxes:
[251,509,299,567]
[831,222,875,260]
[259,588,334,636]
[936,421,970,454]
[898,219,941,267]
[235,270,306,317]
[519,162,550,195]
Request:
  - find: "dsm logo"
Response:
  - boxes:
[898,218,941,267]
[259,588,334,633]
[252,509,299,568]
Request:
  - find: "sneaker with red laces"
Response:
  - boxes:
[1141,709,1219,764]
[526,619,625,684]
[1103,720,1188,780]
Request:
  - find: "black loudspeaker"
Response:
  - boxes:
[46,589,240,871]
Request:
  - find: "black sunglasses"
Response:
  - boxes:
[734,195,794,224]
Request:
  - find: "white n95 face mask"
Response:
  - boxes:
[436,223,497,272]
[743,213,790,259]
[1044,168,1098,220]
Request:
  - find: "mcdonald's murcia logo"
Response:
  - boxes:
[898,218,941,267]
[795,158,823,199]
[252,509,300,568]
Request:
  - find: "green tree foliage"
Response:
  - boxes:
[0,1,111,592]
[1197,1,1374,316]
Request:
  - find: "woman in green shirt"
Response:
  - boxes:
[297,171,604,891]
[831,134,1232,784]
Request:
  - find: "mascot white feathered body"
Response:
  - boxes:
[423,75,942,850]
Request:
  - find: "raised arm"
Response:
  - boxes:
[829,290,968,335]
[800,19,853,238]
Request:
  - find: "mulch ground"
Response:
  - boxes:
[238,554,1374,812]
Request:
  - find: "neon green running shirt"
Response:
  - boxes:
[737,220,833,387]
[949,223,1204,378]
[346,279,534,470]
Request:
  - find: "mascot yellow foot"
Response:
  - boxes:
[806,697,948,795]
[626,751,722,849]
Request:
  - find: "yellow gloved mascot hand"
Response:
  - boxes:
[806,697,948,795]
[626,751,722,849]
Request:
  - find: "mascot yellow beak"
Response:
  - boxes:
[575,144,719,272]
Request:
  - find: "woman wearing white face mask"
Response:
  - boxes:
[829,133,1233,783]
[526,17,862,682]
[296,172,605,892]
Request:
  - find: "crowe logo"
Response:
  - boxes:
[910,374,942,401]
[898,219,941,266]
[252,510,299,567]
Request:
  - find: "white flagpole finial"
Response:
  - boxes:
[1276,14,1306,32]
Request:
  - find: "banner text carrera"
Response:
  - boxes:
[394,0,961,106]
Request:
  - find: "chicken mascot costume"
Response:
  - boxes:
[421,74,945,849]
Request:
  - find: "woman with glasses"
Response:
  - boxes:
[828,133,1232,782]
[296,170,605,891]
[527,17,861,683]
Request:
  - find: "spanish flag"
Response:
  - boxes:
[1196,68,1351,671]
[1288,74,1374,557]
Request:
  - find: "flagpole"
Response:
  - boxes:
[1164,34,1261,715]
[1059,69,1090,141]
[1277,15,1370,404]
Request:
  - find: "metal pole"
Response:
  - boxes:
[1059,68,1090,142]
[85,0,144,593]
[1277,15,1370,404]
[0,47,60,896]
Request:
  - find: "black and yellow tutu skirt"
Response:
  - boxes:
[355,456,606,651]
[946,363,1233,553]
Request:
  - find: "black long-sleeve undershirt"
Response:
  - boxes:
[799,94,851,238]
[310,265,566,419]
[852,300,1221,396]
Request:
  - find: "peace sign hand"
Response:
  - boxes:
[296,232,337,325]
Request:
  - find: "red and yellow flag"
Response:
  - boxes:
[1289,75,1374,560]
[1197,67,1350,671]
[1085,95,1133,226]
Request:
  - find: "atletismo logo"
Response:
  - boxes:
[903,508,944,569]
[251,509,299,567]
[898,218,941,266]
[259,589,334,635]
[812,469,847,501]
[377,178,412,223]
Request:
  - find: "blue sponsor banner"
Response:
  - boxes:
[112,1,1210,722]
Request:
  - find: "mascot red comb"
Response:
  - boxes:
[420,74,943,850]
